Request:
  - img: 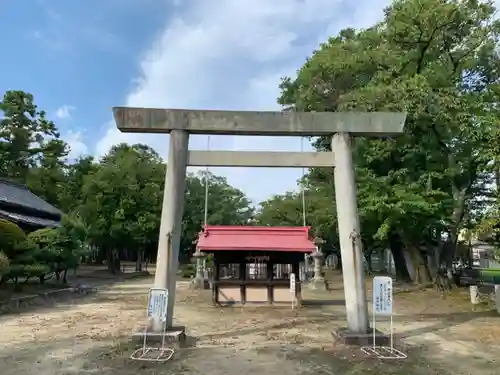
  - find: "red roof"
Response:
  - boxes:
[197,225,316,252]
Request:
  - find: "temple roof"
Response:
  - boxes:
[0,179,62,228]
[197,225,316,253]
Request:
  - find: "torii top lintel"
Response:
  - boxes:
[113,107,406,137]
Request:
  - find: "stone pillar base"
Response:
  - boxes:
[308,278,327,290]
[470,285,480,304]
[190,278,210,290]
[332,327,389,346]
[494,285,500,314]
[132,325,187,348]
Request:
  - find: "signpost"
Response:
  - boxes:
[290,273,296,309]
[361,276,407,359]
[130,288,175,362]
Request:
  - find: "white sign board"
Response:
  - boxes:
[290,273,296,293]
[147,288,168,321]
[372,276,393,316]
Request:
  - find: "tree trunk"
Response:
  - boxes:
[114,249,121,273]
[63,269,68,283]
[135,250,142,272]
[364,250,373,275]
[407,246,430,284]
[96,247,106,264]
[389,231,412,282]
[106,247,115,274]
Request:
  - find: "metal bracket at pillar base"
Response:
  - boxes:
[132,326,187,348]
[332,327,389,346]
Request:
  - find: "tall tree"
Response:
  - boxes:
[278,0,500,282]
[181,170,254,260]
[78,143,164,272]
[0,90,66,184]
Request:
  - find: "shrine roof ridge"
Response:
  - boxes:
[197,225,316,253]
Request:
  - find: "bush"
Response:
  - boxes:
[0,219,26,256]
[179,263,196,278]
[8,239,48,279]
[0,251,9,276]
[28,228,60,247]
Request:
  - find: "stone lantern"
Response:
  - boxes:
[191,249,208,289]
[309,237,326,289]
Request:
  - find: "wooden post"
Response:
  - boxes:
[292,262,301,306]
[240,262,246,304]
[212,257,220,305]
[267,260,274,304]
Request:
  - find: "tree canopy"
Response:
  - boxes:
[1,0,500,286]
[275,0,500,281]
[0,90,255,278]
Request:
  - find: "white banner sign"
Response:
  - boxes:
[372,276,393,316]
[290,273,296,293]
[147,288,168,320]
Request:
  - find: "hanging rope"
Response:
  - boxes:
[203,136,211,227]
[300,136,307,227]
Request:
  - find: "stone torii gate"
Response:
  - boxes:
[113,107,406,339]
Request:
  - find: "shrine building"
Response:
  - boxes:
[196,225,316,306]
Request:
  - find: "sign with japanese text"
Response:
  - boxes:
[245,255,270,262]
[290,273,296,293]
[147,288,168,321]
[372,276,393,316]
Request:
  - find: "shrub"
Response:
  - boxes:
[0,219,26,256]
[179,263,196,278]
[8,239,48,278]
[0,251,9,276]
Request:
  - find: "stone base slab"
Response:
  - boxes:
[307,278,327,290]
[132,325,187,348]
[190,278,210,290]
[332,327,389,346]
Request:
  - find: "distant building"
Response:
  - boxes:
[459,228,499,268]
[0,179,62,232]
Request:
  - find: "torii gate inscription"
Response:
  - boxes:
[113,107,406,340]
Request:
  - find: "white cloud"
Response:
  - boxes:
[96,0,391,203]
[54,105,76,120]
[64,130,89,160]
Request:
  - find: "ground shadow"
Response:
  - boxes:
[196,315,331,341]
[4,331,491,375]
[0,273,151,317]
[395,309,498,341]
[302,299,345,307]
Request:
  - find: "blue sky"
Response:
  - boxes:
[0,0,391,204]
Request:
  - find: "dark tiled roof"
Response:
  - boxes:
[0,179,62,218]
[0,209,60,227]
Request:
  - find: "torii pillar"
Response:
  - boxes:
[113,107,406,342]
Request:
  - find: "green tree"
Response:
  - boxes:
[78,143,164,273]
[0,219,48,287]
[181,170,254,261]
[28,215,88,284]
[57,156,97,213]
[256,179,338,255]
[26,138,69,207]
[0,91,66,184]
[278,0,500,282]
[0,252,9,277]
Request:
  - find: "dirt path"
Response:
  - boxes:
[0,276,498,375]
